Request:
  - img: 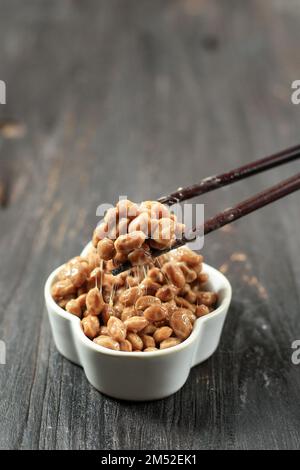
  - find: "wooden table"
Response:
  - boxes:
[0,0,299,450]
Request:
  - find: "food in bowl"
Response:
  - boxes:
[51,200,218,352]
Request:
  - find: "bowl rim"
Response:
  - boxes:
[45,258,232,359]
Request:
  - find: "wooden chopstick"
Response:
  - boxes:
[158,144,300,205]
[112,173,300,275]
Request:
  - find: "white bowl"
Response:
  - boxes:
[44,245,232,401]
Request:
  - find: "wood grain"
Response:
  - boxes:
[0,0,299,450]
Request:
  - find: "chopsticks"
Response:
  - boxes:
[112,145,300,275]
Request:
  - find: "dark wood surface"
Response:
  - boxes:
[0,0,300,450]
